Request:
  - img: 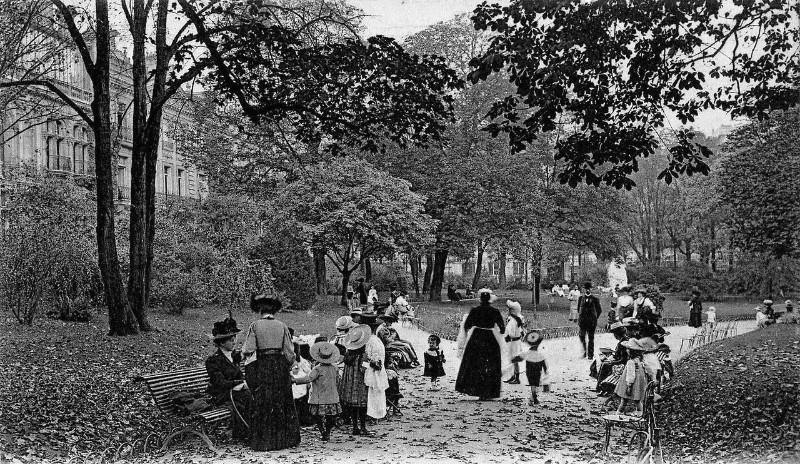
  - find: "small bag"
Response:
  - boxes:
[541,373,551,393]
[170,391,212,416]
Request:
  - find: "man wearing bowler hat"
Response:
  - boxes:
[577,282,602,359]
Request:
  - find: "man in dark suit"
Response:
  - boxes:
[206,316,252,442]
[577,282,602,359]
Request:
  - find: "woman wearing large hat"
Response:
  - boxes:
[687,288,703,329]
[205,314,252,442]
[455,288,506,400]
[595,321,630,396]
[241,294,300,451]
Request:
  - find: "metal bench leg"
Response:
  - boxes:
[160,425,218,453]
[602,422,613,455]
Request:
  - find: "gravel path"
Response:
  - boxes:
[147,320,756,464]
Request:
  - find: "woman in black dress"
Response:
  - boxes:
[688,289,703,328]
[241,294,300,451]
[455,288,506,400]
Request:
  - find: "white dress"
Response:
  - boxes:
[503,315,525,379]
[363,335,388,419]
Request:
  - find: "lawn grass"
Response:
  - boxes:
[659,324,800,463]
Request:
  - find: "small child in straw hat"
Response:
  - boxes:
[292,341,343,442]
[511,331,548,406]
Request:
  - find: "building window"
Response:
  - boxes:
[46,137,57,169]
[177,169,184,196]
[513,261,526,276]
[462,262,475,276]
[73,143,83,173]
[163,166,171,194]
[488,260,499,276]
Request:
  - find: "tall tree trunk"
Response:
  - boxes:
[92,0,137,335]
[340,268,352,306]
[313,247,327,295]
[498,249,507,289]
[422,252,433,294]
[409,251,420,297]
[428,249,448,302]
[472,241,484,290]
[684,239,692,262]
[710,227,717,272]
[127,0,151,331]
[364,258,372,282]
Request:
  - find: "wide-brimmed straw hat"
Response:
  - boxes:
[378,314,398,324]
[763,299,773,305]
[524,331,543,346]
[608,321,628,332]
[636,337,659,352]
[506,300,522,314]
[477,288,498,303]
[344,324,371,350]
[336,316,355,331]
[621,338,644,350]
[350,307,363,316]
[309,341,342,364]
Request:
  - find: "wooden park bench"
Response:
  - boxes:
[600,381,661,460]
[135,366,231,453]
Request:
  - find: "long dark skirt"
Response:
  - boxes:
[689,310,702,328]
[245,351,300,451]
[455,330,501,399]
[228,389,253,441]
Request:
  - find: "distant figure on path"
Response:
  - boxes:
[568,284,581,322]
[356,278,368,305]
[616,286,634,319]
[688,288,703,328]
[504,300,525,385]
[455,288,506,400]
[511,331,547,406]
[447,284,463,302]
[577,282,602,359]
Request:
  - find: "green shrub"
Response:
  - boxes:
[369,262,411,291]
[0,167,97,325]
[251,219,316,310]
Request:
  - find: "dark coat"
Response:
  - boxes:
[206,349,245,405]
[356,281,368,304]
[577,294,602,329]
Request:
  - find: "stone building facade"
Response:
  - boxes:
[0,26,207,204]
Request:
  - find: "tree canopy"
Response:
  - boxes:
[275,156,437,303]
[718,108,800,259]
[469,0,799,189]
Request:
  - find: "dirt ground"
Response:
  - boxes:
[132,320,755,464]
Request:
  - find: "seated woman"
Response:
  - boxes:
[206,315,252,442]
[447,284,463,302]
[597,322,629,396]
[377,320,419,368]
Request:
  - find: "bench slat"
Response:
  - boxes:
[149,378,209,394]
[142,370,209,386]
[138,367,208,383]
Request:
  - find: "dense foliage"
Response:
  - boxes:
[0,167,99,324]
[719,109,800,259]
[469,0,799,188]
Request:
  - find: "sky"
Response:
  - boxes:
[348,0,735,135]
